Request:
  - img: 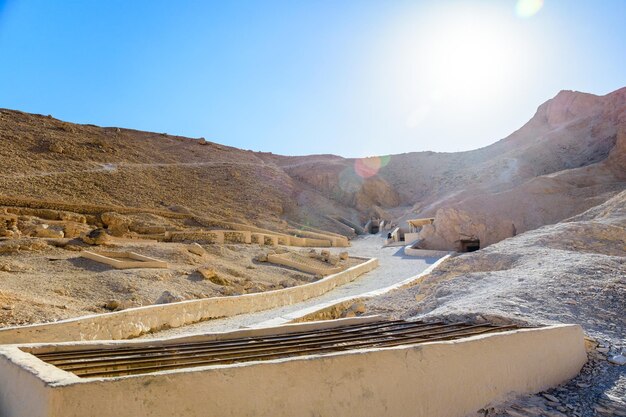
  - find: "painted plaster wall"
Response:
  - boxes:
[0,258,377,344]
[1,324,586,417]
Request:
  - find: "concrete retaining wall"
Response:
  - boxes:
[0,258,377,344]
[0,323,587,417]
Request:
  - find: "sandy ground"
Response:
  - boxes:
[0,239,358,328]
[141,234,440,338]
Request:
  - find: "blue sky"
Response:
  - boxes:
[0,0,624,157]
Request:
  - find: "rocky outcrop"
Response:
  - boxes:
[418,208,517,251]
[0,212,19,238]
[81,228,111,245]
[30,224,64,239]
[100,212,131,236]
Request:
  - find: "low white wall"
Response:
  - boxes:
[404,232,420,244]
[0,348,51,417]
[81,251,168,269]
[266,253,343,276]
[0,324,587,417]
[273,255,451,325]
[0,258,378,344]
[404,246,451,257]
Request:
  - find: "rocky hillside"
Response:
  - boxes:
[0,111,359,232]
[1,87,624,242]
[271,87,626,248]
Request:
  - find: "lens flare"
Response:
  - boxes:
[515,0,543,18]
[354,156,391,178]
[338,167,363,193]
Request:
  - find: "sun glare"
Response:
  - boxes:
[422,11,529,103]
[383,5,535,130]
[515,0,544,18]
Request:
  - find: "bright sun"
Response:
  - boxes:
[422,16,526,101]
[384,4,535,128]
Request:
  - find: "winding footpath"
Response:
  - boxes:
[143,235,441,338]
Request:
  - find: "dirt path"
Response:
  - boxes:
[141,235,441,338]
[0,160,282,179]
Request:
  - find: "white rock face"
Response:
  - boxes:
[418,208,516,251]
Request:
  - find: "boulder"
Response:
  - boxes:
[198,267,230,286]
[155,291,184,304]
[327,255,340,266]
[100,212,131,236]
[0,213,20,238]
[104,299,121,311]
[32,224,64,239]
[187,243,206,256]
[62,222,92,239]
[81,228,111,245]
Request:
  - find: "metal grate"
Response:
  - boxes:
[32,320,522,378]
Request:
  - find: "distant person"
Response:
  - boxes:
[387,232,392,239]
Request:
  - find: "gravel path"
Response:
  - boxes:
[142,235,440,338]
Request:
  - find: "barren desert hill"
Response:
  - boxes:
[405,88,626,249]
[0,87,624,243]
[276,87,625,209]
[270,87,625,248]
[0,109,362,232]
